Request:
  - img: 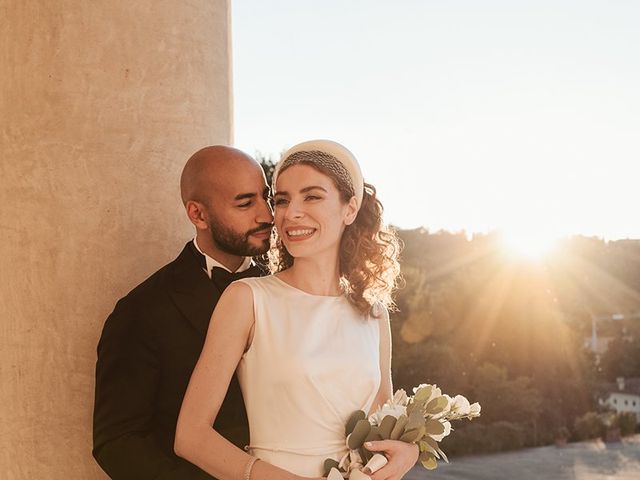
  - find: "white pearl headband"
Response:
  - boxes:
[273,139,365,211]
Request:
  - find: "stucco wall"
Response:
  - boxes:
[0,1,232,477]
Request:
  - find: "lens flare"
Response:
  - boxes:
[500,229,559,260]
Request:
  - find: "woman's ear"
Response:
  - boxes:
[344,196,359,226]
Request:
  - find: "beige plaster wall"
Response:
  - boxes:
[0,1,232,477]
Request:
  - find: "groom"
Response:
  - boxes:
[93,146,273,479]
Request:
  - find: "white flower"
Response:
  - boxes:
[369,402,407,426]
[369,388,410,425]
[438,394,453,415]
[469,402,481,417]
[392,388,409,406]
[446,395,482,419]
[413,384,442,405]
[449,395,472,416]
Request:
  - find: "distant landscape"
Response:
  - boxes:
[391,228,640,456]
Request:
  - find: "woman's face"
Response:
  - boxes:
[273,164,357,260]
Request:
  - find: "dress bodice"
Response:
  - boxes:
[235,275,381,477]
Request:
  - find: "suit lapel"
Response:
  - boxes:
[167,243,223,337]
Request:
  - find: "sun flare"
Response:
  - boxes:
[500,229,559,260]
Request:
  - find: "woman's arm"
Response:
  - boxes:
[367,307,419,480]
[370,305,393,412]
[174,282,312,480]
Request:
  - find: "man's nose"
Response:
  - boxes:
[257,197,274,223]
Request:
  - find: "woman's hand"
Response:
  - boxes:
[364,440,419,480]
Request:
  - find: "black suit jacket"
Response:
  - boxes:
[93,243,256,479]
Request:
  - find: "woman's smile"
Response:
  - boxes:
[285,227,317,241]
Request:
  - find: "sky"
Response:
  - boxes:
[231,0,639,240]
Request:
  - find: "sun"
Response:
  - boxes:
[500,229,559,260]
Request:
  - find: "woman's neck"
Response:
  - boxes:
[280,255,342,296]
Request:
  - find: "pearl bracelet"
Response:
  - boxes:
[244,456,258,480]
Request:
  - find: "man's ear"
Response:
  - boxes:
[344,196,359,226]
[185,200,209,230]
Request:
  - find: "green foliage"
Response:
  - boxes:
[425,396,449,415]
[345,410,366,436]
[555,426,570,440]
[255,152,277,186]
[347,419,371,450]
[420,452,438,470]
[488,421,527,451]
[574,412,606,440]
[364,425,382,443]
[472,363,542,424]
[441,421,526,455]
[600,334,640,379]
[378,415,397,439]
[389,229,638,454]
[613,412,637,436]
[389,414,408,440]
[323,459,339,477]
[398,424,425,443]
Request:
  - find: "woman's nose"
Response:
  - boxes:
[284,201,304,220]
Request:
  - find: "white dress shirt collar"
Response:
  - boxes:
[192,237,253,278]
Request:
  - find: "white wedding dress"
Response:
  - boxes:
[236,275,381,477]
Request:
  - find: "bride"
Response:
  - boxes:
[175,140,419,479]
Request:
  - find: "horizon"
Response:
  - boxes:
[232,1,639,242]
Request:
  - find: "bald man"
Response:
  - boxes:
[93,147,273,479]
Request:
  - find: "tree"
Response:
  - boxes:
[255,151,277,186]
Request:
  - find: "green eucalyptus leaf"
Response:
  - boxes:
[347,419,371,450]
[323,459,340,477]
[378,415,397,439]
[389,414,408,440]
[423,436,439,451]
[419,440,439,457]
[345,410,366,436]
[365,425,382,443]
[413,385,434,403]
[405,407,425,432]
[421,454,438,470]
[399,425,425,443]
[425,396,449,415]
[420,448,438,461]
[424,419,445,436]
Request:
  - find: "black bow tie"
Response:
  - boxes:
[211,264,262,291]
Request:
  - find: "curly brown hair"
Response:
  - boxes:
[268,156,402,315]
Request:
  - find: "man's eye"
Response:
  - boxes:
[238,202,252,208]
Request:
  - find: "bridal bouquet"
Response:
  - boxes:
[324,384,481,480]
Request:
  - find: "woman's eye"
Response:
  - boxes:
[305,195,321,201]
[274,198,289,206]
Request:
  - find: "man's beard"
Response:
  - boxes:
[208,217,272,257]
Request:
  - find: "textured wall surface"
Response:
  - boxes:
[0,1,232,477]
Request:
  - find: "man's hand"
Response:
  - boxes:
[365,440,419,480]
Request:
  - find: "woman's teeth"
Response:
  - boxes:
[287,229,315,238]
